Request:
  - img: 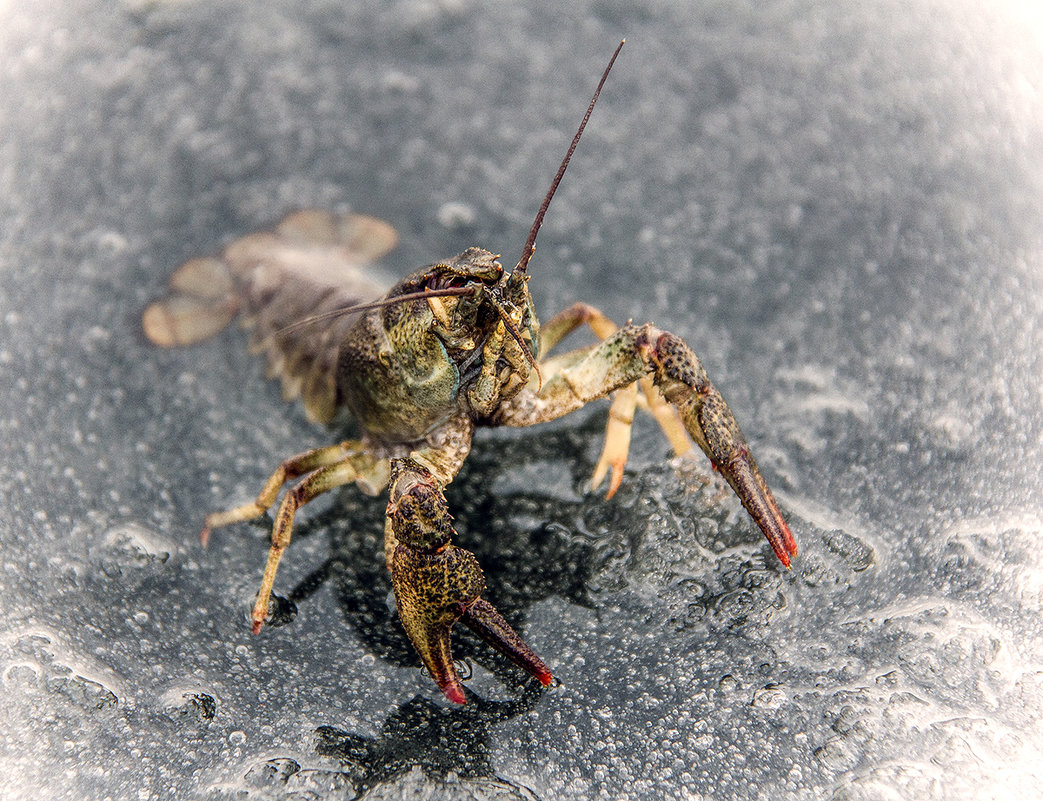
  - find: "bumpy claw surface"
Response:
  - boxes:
[647,330,798,566]
[495,322,797,567]
[389,542,485,704]
[386,458,552,703]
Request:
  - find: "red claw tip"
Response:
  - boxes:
[251,620,263,635]
[440,681,467,705]
[766,520,797,568]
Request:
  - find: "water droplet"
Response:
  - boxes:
[244,757,300,788]
[751,684,787,711]
[93,523,177,579]
[2,630,122,718]
[258,594,297,628]
[824,529,875,572]
[159,687,217,736]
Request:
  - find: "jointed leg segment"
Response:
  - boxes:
[202,442,372,539]
[538,303,690,497]
[497,322,798,566]
[202,441,390,633]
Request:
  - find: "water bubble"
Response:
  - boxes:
[750,684,787,712]
[243,757,300,788]
[159,687,217,736]
[1,629,122,720]
[92,523,177,579]
[823,529,875,572]
[288,767,357,797]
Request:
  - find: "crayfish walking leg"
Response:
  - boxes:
[202,443,391,633]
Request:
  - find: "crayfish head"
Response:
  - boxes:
[428,246,504,287]
[419,248,540,366]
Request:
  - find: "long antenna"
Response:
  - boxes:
[515,39,625,274]
[274,286,475,337]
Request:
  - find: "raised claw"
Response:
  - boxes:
[387,458,552,703]
[650,331,798,566]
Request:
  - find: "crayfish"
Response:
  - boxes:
[143,41,796,704]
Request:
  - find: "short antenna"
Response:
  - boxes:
[516,39,625,274]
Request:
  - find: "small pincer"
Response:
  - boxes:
[650,331,797,567]
[694,385,798,567]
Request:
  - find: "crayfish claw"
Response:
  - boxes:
[689,383,797,566]
[715,446,798,567]
[463,598,554,687]
[389,542,482,704]
[648,329,797,566]
[386,456,551,703]
[389,544,552,703]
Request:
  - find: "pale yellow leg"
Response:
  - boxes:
[589,381,637,498]
[200,442,390,633]
[249,458,374,633]
[201,441,362,543]
[539,302,690,495]
[538,302,618,352]
[637,377,693,458]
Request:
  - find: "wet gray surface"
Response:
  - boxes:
[2,1,1042,799]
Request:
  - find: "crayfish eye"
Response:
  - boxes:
[430,274,469,290]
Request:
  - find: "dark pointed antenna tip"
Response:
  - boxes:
[515,39,626,275]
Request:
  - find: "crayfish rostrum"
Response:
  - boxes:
[143,41,796,704]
